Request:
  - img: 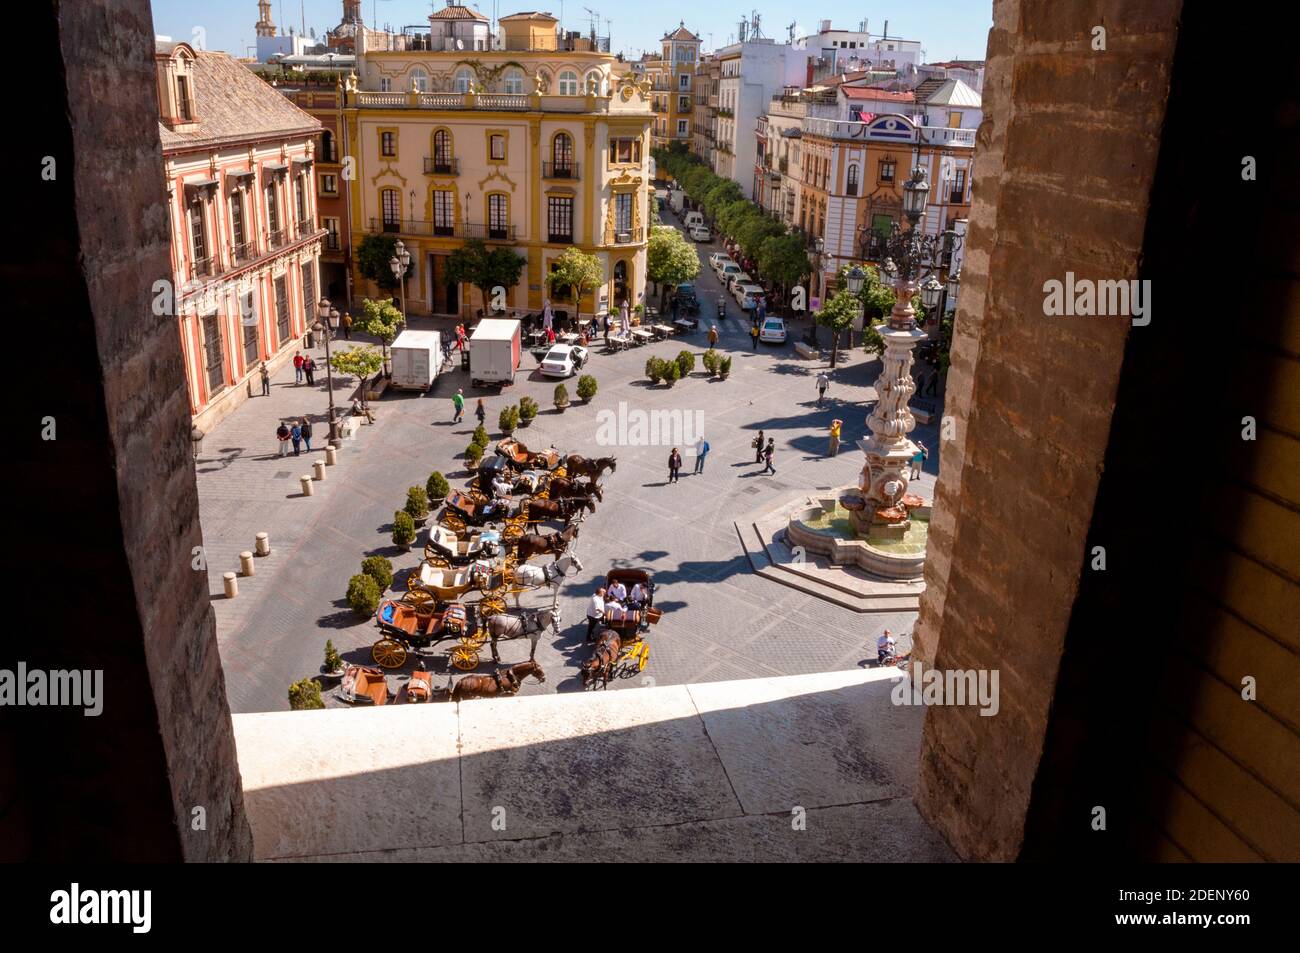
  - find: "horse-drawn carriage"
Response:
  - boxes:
[424,524,501,566]
[582,568,661,684]
[373,598,478,669]
[440,488,519,533]
[405,559,508,617]
[496,437,563,472]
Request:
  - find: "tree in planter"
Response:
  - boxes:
[391,511,416,549]
[330,345,384,410]
[404,486,430,523]
[518,396,539,424]
[647,225,700,309]
[675,349,695,378]
[465,441,485,467]
[702,350,720,378]
[576,374,597,403]
[289,678,325,711]
[498,404,520,433]
[356,298,405,374]
[426,471,450,503]
[445,239,526,317]
[360,555,394,591]
[664,360,681,386]
[356,233,412,293]
[545,247,603,315]
[471,424,489,448]
[645,356,665,384]
[815,290,862,368]
[323,640,344,674]
[553,383,570,409]
[347,572,382,616]
[719,355,732,378]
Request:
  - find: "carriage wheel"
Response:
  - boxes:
[478,594,507,618]
[403,588,435,608]
[372,638,408,669]
[450,645,480,671]
[461,626,490,647]
[502,523,525,542]
[423,552,450,569]
[553,466,566,479]
[636,643,650,671]
[441,513,466,533]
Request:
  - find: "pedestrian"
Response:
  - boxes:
[276,421,290,456]
[546,326,557,345]
[667,447,682,484]
[452,388,465,423]
[708,325,719,349]
[290,421,302,456]
[756,298,766,323]
[300,416,313,452]
[342,312,352,340]
[750,324,759,350]
[475,398,486,426]
[910,441,927,479]
[761,438,775,474]
[816,371,830,406]
[694,435,709,474]
[671,297,679,320]
[752,429,765,463]
[603,312,611,348]
[878,629,897,665]
[293,351,304,384]
[586,587,606,643]
[303,355,315,386]
[259,362,271,396]
[828,419,842,457]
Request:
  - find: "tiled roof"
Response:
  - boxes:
[841,85,915,102]
[664,23,700,42]
[432,4,490,20]
[911,77,947,104]
[923,78,982,107]
[158,50,321,153]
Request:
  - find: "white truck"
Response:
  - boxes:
[669,187,685,215]
[469,318,522,387]
[388,329,442,391]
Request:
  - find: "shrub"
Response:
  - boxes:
[323,639,344,673]
[519,396,539,421]
[665,361,681,384]
[577,374,597,401]
[404,486,429,521]
[465,441,484,465]
[645,356,664,383]
[554,383,570,405]
[471,424,489,448]
[702,350,719,375]
[499,405,519,431]
[675,349,695,377]
[391,511,416,548]
[360,555,394,591]
[289,678,325,711]
[347,572,382,616]
[426,471,450,501]
[720,356,732,376]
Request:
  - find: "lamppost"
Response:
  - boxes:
[315,297,341,444]
[840,264,867,369]
[919,268,960,333]
[806,236,825,346]
[389,239,411,319]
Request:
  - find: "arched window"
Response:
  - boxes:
[410,67,428,93]
[846,164,859,196]
[454,68,474,93]
[432,129,453,174]
[558,70,579,96]
[551,132,574,177]
[613,260,628,304]
[503,68,524,95]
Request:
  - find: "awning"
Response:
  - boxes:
[183,178,219,198]
[264,163,289,176]
[291,156,313,167]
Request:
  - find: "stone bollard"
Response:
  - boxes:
[255,532,270,556]
[300,475,314,496]
[223,572,238,598]
[325,445,338,466]
[313,460,326,481]
[239,551,255,577]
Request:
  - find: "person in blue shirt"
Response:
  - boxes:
[694,436,709,473]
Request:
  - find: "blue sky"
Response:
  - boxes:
[152,1,992,63]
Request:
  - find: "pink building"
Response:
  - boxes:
[156,41,325,429]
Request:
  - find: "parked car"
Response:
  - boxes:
[717,262,742,286]
[684,210,705,230]
[539,344,589,378]
[734,283,766,311]
[758,317,787,343]
[726,271,753,293]
[689,225,711,242]
[708,252,733,271]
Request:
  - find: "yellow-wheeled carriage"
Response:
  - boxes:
[405,559,510,620]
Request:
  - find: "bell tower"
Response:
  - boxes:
[342,0,363,25]
[255,0,276,38]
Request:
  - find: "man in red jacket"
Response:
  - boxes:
[293,351,304,385]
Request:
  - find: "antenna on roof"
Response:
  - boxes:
[787,21,796,44]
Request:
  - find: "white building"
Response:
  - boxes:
[715,40,805,197]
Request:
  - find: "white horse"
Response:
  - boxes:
[484,606,562,663]
[510,552,583,607]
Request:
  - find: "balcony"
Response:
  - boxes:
[268,227,288,248]
[326,233,340,251]
[542,161,580,181]
[190,256,215,280]
[296,219,318,238]
[548,232,574,245]
[368,219,517,241]
[231,241,255,264]
[613,227,643,244]
[423,157,459,175]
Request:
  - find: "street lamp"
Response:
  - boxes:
[920,275,943,310]
[389,239,411,319]
[315,296,341,444]
[901,167,930,224]
[845,265,866,296]
[946,268,962,303]
[837,265,868,369]
[190,425,205,460]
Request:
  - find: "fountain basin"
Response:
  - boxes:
[787,488,930,581]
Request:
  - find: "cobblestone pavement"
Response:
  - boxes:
[197,224,941,712]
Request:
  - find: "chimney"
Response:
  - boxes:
[883,20,888,39]
[820,19,831,33]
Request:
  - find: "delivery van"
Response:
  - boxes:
[469,318,522,387]
[388,329,442,391]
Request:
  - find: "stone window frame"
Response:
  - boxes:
[379,127,399,159]
[485,128,508,164]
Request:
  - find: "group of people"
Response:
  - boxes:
[664,438,710,484]
[585,580,651,641]
[291,351,319,386]
[275,416,314,457]
[751,430,777,474]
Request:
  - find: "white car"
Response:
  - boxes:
[708,252,733,271]
[758,317,787,343]
[734,283,766,311]
[717,263,742,286]
[726,271,753,293]
[539,344,589,378]
[689,226,711,242]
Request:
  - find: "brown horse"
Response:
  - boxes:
[580,628,622,688]
[524,495,596,530]
[444,660,546,701]
[563,454,617,482]
[547,476,603,503]
[506,523,579,560]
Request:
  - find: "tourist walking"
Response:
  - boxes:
[341,312,352,340]
[300,417,313,452]
[667,447,682,484]
[290,421,302,456]
[828,419,842,457]
[303,355,316,386]
[761,438,775,474]
[586,587,606,643]
[276,421,290,456]
[910,441,927,479]
[602,312,611,348]
[752,429,765,463]
[708,325,719,348]
[475,398,486,427]
[259,363,270,396]
[694,435,709,474]
[293,351,304,384]
[816,371,830,406]
[750,324,759,349]
[452,388,465,423]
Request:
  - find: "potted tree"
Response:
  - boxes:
[720,355,733,380]
[321,640,346,681]
[646,356,665,384]
[404,486,430,527]
[465,440,484,470]
[702,350,720,379]
[289,678,325,711]
[391,511,416,552]
[518,396,539,427]
[554,382,570,412]
[499,404,520,435]
[426,471,450,509]
[347,572,382,616]
[472,424,489,447]
[361,555,394,591]
[665,360,681,387]
[675,349,696,378]
[576,374,598,404]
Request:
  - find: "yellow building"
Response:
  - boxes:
[342,6,654,318]
[645,22,700,153]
